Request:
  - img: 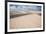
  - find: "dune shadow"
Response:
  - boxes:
[10,13,32,19]
[10,13,41,19]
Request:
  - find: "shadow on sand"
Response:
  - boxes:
[10,13,41,19]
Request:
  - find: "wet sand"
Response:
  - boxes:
[10,13,41,29]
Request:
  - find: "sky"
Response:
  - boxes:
[10,4,41,11]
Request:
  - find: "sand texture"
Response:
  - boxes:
[10,13,41,29]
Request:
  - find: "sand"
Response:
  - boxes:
[10,13,41,29]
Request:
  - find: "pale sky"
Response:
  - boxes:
[10,5,41,11]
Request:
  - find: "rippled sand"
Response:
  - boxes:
[10,13,41,29]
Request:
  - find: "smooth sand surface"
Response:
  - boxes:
[10,14,41,29]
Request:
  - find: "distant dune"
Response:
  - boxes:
[10,11,41,18]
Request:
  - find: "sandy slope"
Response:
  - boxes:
[10,13,41,29]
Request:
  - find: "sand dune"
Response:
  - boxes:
[10,13,41,29]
